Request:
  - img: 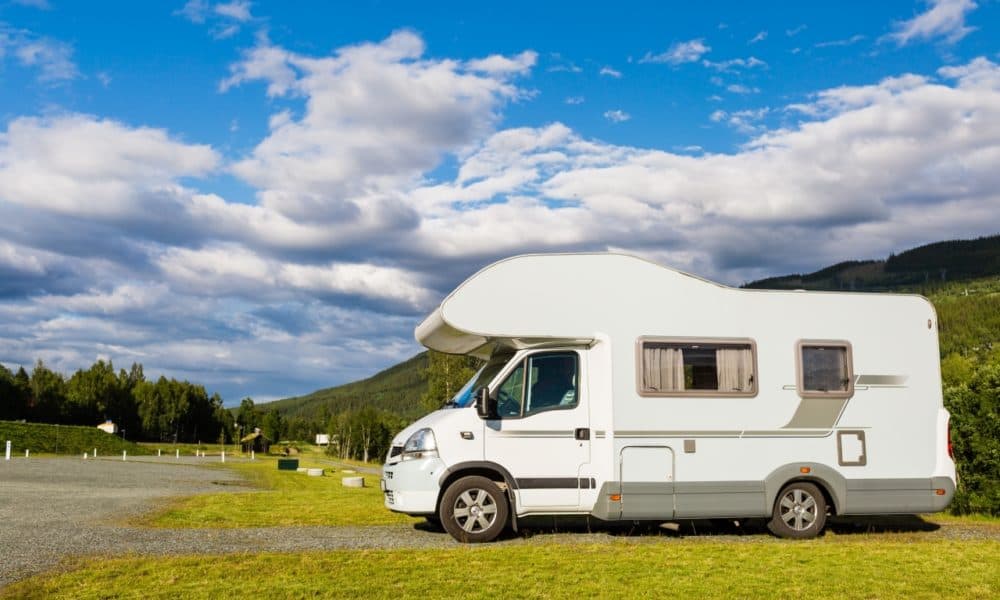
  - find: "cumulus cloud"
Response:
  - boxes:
[599,66,622,78]
[641,39,710,65]
[222,30,532,224]
[887,0,978,45]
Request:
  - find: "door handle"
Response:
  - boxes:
[575,428,590,441]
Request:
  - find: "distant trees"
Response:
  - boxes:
[420,351,480,412]
[0,359,233,444]
[325,407,406,463]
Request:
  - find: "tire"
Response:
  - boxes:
[768,481,827,539]
[440,475,509,543]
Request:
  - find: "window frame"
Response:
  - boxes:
[795,339,855,399]
[492,350,581,419]
[635,336,759,398]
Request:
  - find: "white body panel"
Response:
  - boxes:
[384,253,956,522]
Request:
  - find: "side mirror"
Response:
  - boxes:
[475,386,495,419]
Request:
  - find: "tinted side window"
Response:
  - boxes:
[798,341,854,398]
[525,353,578,415]
[494,352,578,418]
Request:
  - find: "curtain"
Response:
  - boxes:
[643,347,684,392]
[716,347,753,392]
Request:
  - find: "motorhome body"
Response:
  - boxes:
[382,253,956,542]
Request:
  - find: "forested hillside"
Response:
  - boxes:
[263,352,430,421]
[745,234,1000,291]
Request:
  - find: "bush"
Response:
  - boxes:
[945,361,1000,515]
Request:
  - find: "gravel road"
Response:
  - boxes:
[1,457,997,588]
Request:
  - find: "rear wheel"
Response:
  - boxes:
[768,481,827,539]
[440,476,509,543]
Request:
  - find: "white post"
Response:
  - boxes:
[122,450,127,461]
[94,448,97,458]
[251,450,255,460]
[158,449,161,457]
[25,449,29,458]
[176,449,180,459]
[221,450,225,463]
[84,452,88,460]
[5,440,10,461]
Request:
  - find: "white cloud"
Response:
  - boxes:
[749,31,768,44]
[887,0,977,45]
[0,27,78,82]
[786,25,807,37]
[702,56,767,72]
[816,34,867,48]
[727,83,760,94]
[175,0,210,23]
[565,96,585,105]
[0,115,218,218]
[223,30,531,223]
[603,110,631,123]
[466,50,537,74]
[641,39,710,65]
[599,66,622,78]
[214,0,253,21]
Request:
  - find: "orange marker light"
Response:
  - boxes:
[610,494,622,502]
[935,489,946,496]
[800,466,811,474]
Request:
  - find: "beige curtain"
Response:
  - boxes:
[643,347,684,392]
[716,347,753,392]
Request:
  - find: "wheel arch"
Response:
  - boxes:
[764,463,845,516]
[437,461,518,520]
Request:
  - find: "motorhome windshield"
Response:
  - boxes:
[449,354,511,408]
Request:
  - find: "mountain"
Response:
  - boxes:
[262,352,429,421]
[743,234,1000,292]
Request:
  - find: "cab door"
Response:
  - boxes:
[484,350,591,510]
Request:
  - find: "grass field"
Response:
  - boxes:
[3,539,997,599]
[137,457,417,528]
[0,420,151,456]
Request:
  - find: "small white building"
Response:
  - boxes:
[315,434,330,446]
[96,420,117,434]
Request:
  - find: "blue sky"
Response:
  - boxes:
[1,0,998,404]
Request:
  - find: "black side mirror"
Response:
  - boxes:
[475,386,496,419]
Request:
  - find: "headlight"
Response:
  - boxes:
[401,428,438,461]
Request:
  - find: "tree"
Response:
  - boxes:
[945,359,1000,515]
[236,397,259,439]
[262,408,285,445]
[0,364,18,420]
[29,360,67,423]
[420,351,479,413]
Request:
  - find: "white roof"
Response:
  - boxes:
[415,253,724,356]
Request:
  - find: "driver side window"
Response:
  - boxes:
[495,352,579,418]
[496,363,525,417]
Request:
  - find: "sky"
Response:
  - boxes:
[1,0,998,405]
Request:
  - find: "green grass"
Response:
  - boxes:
[0,420,151,456]
[137,457,416,528]
[4,539,997,599]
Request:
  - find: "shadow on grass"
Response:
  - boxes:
[412,514,943,541]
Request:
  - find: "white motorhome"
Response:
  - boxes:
[382,253,956,542]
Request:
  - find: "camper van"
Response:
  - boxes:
[381,253,955,542]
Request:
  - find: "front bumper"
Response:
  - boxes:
[382,456,445,515]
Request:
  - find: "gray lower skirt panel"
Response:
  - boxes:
[842,476,955,514]
[589,476,955,521]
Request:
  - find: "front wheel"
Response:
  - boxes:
[768,481,827,539]
[440,476,509,543]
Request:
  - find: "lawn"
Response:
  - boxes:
[136,457,417,528]
[3,539,997,599]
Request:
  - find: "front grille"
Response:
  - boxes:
[385,471,393,479]
[384,490,395,504]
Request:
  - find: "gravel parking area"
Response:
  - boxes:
[2,457,997,588]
